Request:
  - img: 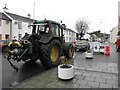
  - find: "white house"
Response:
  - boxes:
[0,9,33,40]
[110,26,118,43]
[0,12,12,40]
[4,12,33,40]
[63,28,77,42]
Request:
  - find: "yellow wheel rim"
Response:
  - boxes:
[50,46,59,62]
[69,45,74,58]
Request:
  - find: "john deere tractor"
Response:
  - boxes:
[4,20,74,71]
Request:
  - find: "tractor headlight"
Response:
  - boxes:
[23,40,30,44]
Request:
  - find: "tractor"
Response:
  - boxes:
[3,20,74,71]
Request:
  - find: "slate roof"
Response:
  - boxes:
[66,28,77,33]
[5,12,33,23]
[0,12,12,21]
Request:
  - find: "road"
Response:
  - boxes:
[74,43,118,63]
[2,55,46,88]
[2,43,118,88]
[74,43,118,74]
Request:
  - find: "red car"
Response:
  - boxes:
[116,38,120,52]
[0,40,11,52]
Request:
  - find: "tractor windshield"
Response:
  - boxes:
[30,23,60,36]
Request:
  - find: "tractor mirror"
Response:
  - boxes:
[61,24,66,29]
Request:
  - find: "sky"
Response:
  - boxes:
[0,0,119,34]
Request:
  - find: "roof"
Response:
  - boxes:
[5,12,33,23]
[34,20,60,25]
[66,28,77,33]
[0,12,11,21]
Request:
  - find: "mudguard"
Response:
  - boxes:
[8,41,21,47]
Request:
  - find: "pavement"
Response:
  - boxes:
[12,43,119,88]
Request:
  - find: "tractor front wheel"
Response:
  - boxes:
[64,44,74,59]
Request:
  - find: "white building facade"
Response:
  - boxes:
[0,11,33,40]
[63,28,76,42]
[0,13,12,40]
[110,26,118,43]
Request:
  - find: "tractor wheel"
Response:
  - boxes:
[39,40,61,67]
[68,44,74,59]
[64,44,74,59]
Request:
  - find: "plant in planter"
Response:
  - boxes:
[85,49,93,59]
[58,56,74,80]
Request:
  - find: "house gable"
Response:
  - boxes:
[0,12,12,21]
[5,12,33,23]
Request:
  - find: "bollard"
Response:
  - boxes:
[105,45,110,56]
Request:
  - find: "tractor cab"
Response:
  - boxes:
[29,20,65,41]
[31,20,60,35]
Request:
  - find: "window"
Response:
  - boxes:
[5,34,9,39]
[6,21,9,24]
[18,21,22,29]
[69,37,71,41]
[69,31,71,35]
[0,34,2,40]
[0,20,2,26]
[66,37,68,41]
[66,30,68,35]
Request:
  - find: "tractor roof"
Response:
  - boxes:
[34,20,60,25]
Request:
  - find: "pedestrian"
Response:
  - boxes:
[22,32,29,40]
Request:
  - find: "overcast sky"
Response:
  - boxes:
[0,0,119,34]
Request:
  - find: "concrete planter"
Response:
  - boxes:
[58,64,74,80]
[85,51,93,59]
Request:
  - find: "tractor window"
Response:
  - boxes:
[50,24,59,36]
[32,25,36,34]
[37,25,45,34]
[54,25,59,36]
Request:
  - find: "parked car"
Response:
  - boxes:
[116,37,120,52]
[74,39,90,51]
[0,40,11,52]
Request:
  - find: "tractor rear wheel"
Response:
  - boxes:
[39,40,61,67]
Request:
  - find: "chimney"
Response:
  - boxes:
[27,13,31,18]
[3,4,8,12]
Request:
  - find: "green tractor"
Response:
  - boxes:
[4,20,74,71]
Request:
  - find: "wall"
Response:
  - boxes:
[0,20,11,40]
[110,26,118,43]
[64,29,76,42]
[12,20,32,40]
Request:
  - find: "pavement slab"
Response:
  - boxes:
[99,83,113,88]
[13,67,118,88]
[87,81,99,88]
[94,77,106,83]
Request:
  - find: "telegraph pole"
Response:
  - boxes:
[33,0,35,23]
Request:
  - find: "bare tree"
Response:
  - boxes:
[75,18,89,40]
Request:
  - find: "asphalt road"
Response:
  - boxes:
[2,54,46,88]
[74,43,118,63]
[1,43,118,88]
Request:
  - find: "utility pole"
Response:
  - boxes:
[33,0,35,23]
